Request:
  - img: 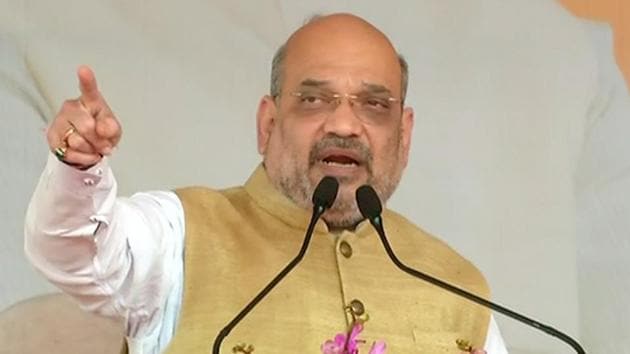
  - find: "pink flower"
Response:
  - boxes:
[321,323,386,354]
[321,333,346,354]
[368,340,386,354]
[345,323,363,353]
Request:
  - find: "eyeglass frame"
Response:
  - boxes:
[273,89,404,126]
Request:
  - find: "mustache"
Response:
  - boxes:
[308,135,373,170]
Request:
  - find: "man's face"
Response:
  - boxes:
[257,16,414,229]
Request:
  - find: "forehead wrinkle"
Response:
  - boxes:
[297,73,390,90]
[293,74,357,91]
[300,78,395,97]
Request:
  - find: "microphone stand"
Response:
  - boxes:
[212,177,338,353]
[356,185,586,354]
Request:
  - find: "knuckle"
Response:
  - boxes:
[66,134,83,150]
[47,122,63,144]
[83,117,97,131]
[112,117,122,134]
[61,99,78,111]
[90,140,109,152]
[74,117,96,136]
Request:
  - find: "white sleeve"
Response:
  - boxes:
[24,153,185,344]
[484,315,509,354]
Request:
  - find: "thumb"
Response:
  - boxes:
[96,115,122,142]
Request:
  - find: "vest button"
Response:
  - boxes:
[232,343,255,353]
[348,299,365,316]
[339,240,353,258]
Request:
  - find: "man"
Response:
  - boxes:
[25,13,506,353]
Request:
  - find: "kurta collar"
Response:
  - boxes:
[244,164,330,234]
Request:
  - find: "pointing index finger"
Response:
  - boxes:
[77,65,102,114]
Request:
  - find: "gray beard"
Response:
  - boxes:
[277,170,365,229]
[271,135,402,230]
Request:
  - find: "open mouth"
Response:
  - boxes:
[322,154,360,167]
[316,147,364,170]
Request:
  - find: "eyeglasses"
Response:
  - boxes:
[286,90,401,125]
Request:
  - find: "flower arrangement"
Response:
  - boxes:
[319,300,484,354]
[321,322,386,354]
[321,300,386,354]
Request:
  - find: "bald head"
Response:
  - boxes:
[288,13,395,53]
[270,13,408,102]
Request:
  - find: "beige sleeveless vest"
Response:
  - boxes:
[163,166,490,353]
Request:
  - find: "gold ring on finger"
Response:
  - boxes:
[54,146,68,161]
[62,125,76,146]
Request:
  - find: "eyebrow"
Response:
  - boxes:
[298,79,332,88]
[361,82,393,96]
[297,79,394,96]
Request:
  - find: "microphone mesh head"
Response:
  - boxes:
[312,176,339,209]
[356,185,382,219]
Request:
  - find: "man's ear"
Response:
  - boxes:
[256,95,277,155]
[400,106,414,167]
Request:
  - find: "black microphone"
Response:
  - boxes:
[212,176,339,353]
[355,185,586,354]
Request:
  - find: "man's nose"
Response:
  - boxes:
[322,99,363,137]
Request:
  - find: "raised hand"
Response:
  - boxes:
[47,65,122,169]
